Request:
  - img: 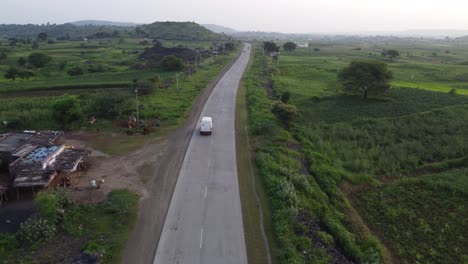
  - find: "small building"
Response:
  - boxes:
[0,131,87,199]
[9,145,88,194]
[297,43,309,48]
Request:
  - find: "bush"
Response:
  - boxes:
[67,66,84,76]
[36,191,61,224]
[271,100,299,127]
[27,52,51,68]
[0,233,18,256]
[85,94,133,119]
[133,79,157,95]
[87,63,110,73]
[52,96,84,129]
[160,55,185,71]
[17,217,56,245]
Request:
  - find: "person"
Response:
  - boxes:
[90,179,96,188]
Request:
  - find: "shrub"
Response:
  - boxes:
[67,66,84,76]
[17,217,56,245]
[280,91,291,103]
[160,55,185,71]
[85,94,133,119]
[36,191,61,224]
[271,100,299,127]
[52,96,84,129]
[87,63,110,73]
[27,52,51,68]
[0,233,17,255]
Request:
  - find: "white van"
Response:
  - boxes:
[200,116,213,135]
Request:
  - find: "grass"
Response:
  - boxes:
[0,40,241,132]
[0,189,139,264]
[236,50,278,264]
[246,40,468,264]
[352,169,468,264]
[63,189,139,263]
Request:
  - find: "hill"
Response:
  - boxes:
[140,22,224,41]
[71,20,139,27]
[202,24,237,34]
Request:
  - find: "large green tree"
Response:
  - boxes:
[338,60,392,99]
[283,42,297,52]
[52,96,84,129]
[263,41,280,53]
[28,52,51,68]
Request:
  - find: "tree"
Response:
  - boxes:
[224,42,235,51]
[133,79,157,95]
[17,70,34,80]
[4,67,19,80]
[160,55,185,71]
[338,60,392,99]
[0,52,7,62]
[384,49,400,60]
[28,52,51,68]
[67,66,84,76]
[263,41,280,53]
[17,57,27,66]
[31,41,40,49]
[52,96,84,129]
[283,42,297,52]
[37,32,48,41]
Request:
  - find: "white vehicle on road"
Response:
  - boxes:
[199,116,213,135]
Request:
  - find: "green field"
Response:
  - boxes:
[245,40,468,264]
[0,38,240,131]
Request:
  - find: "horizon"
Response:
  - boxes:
[2,0,468,36]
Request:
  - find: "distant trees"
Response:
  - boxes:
[160,55,185,71]
[52,96,84,129]
[133,79,157,95]
[4,67,19,80]
[263,41,280,53]
[67,66,84,76]
[338,60,393,99]
[17,57,26,66]
[37,32,48,41]
[28,52,51,67]
[4,66,34,80]
[31,41,40,49]
[382,49,400,60]
[0,52,7,62]
[283,42,297,52]
[224,42,235,51]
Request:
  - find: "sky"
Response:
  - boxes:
[1,0,468,33]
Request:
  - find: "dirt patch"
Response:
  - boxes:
[285,141,310,175]
[0,200,37,233]
[297,211,354,264]
[30,234,88,264]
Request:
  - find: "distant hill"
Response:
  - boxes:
[202,24,237,34]
[71,20,139,27]
[140,21,225,41]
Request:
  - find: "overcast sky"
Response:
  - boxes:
[1,0,468,33]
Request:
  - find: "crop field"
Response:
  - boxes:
[245,40,468,263]
[0,38,239,130]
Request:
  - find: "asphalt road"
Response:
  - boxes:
[153,44,251,264]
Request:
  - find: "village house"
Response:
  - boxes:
[0,131,88,200]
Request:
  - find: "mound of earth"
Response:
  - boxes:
[140,43,198,63]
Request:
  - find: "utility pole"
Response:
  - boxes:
[176,73,179,93]
[134,84,139,125]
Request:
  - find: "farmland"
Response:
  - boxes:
[245,40,468,264]
[0,36,240,131]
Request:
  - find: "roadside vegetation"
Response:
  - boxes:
[245,40,468,263]
[0,189,139,264]
[0,24,240,133]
